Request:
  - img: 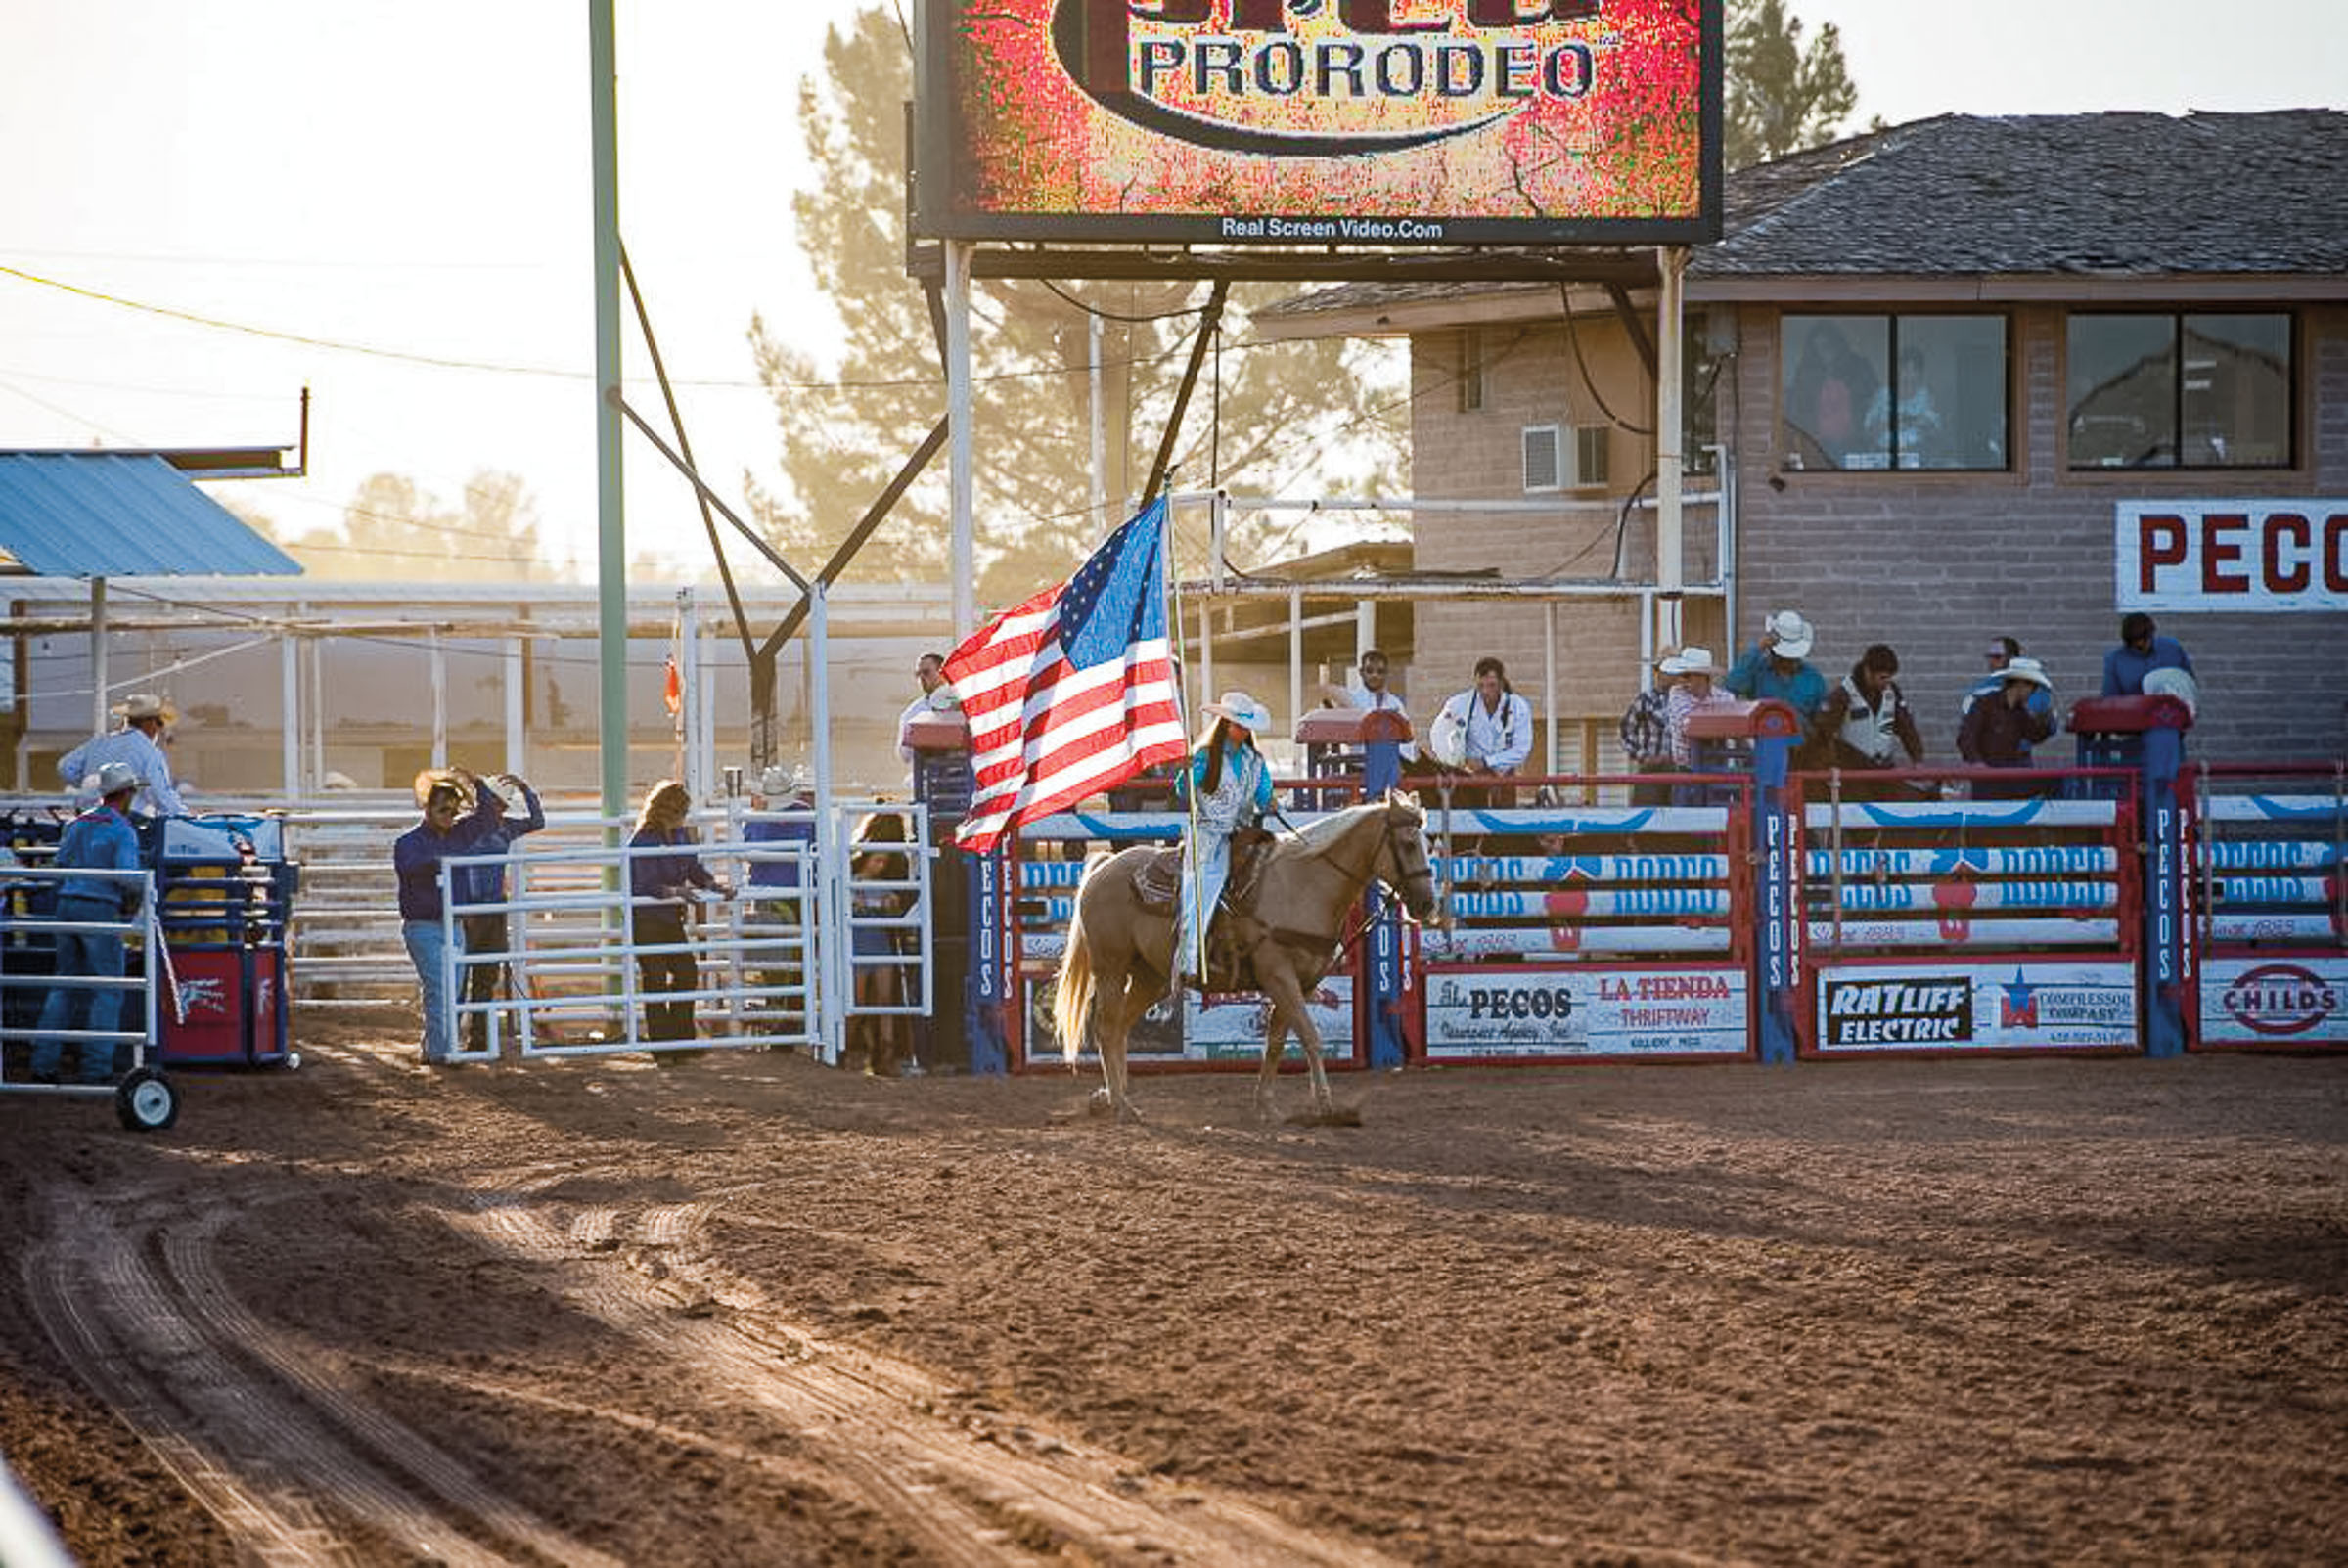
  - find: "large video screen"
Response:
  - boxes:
[915,0,1722,246]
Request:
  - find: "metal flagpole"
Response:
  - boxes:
[590,0,629,841]
[1163,488,1206,987]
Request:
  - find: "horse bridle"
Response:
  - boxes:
[1274,804,1435,963]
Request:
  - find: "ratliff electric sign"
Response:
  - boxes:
[914,0,1722,244]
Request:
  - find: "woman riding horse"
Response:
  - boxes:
[1056,791,1441,1124]
[1174,690,1275,991]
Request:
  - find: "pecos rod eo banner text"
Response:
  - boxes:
[914,0,1724,245]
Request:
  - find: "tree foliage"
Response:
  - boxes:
[1725,0,1862,170]
[750,7,1407,607]
[255,470,557,582]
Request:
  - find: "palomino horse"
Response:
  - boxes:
[1051,792,1441,1123]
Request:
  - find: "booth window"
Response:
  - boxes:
[2066,312,2293,470]
[1455,327,1486,414]
[1780,314,2009,472]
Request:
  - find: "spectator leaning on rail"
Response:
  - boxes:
[1959,656,2059,798]
[1810,644,1925,799]
[1662,646,1726,770]
[2102,612,2194,697]
[58,692,186,819]
[896,652,958,766]
[1961,635,2058,761]
[628,780,731,1046]
[1619,656,1681,807]
[1725,610,1828,721]
[1431,656,1533,807]
[447,771,544,1056]
[1324,648,1417,794]
[393,768,512,1066]
[28,761,144,1086]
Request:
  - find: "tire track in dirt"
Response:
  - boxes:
[23,1185,619,1568]
[163,1208,626,1568]
[23,1197,349,1568]
[459,1166,1410,1567]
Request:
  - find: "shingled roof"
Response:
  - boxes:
[1258,111,2348,328]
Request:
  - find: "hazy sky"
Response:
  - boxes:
[2,0,2340,579]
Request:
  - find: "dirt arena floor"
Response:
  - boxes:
[4,1018,2346,1567]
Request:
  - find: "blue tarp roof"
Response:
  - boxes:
[0,452,302,578]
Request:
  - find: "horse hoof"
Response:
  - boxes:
[1088,1087,1115,1116]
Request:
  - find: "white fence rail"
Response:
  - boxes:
[4,793,936,1068]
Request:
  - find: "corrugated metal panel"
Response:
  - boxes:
[0,452,302,578]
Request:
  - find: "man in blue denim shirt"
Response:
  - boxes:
[31,762,145,1084]
[1725,609,1829,720]
[393,769,510,1064]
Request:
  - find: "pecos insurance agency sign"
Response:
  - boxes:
[914,0,1722,245]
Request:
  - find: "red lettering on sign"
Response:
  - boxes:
[2264,513,2312,593]
[2140,514,2188,594]
[2327,514,2348,594]
[2201,513,2249,594]
[1340,0,1447,33]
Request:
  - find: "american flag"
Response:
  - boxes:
[945,500,1188,853]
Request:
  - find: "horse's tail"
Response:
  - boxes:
[1053,880,1096,1064]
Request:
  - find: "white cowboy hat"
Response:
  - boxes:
[1763,610,1814,660]
[757,762,810,797]
[110,693,176,724]
[1660,645,1720,677]
[1203,691,1273,733]
[2000,656,2054,690]
[91,761,140,798]
[2142,666,2199,716]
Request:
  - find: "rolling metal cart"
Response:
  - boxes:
[153,815,299,1070]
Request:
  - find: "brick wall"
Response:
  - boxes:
[1403,320,1730,759]
[1728,303,2348,763]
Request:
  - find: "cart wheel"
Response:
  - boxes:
[116,1068,180,1133]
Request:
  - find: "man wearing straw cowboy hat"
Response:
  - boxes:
[1175,690,1276,991]
[58,692,186,818]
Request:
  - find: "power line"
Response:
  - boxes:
[1,260,1224,396]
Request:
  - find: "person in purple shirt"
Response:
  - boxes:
[393,768,510,1064]
[628,780,731,1044]
[449,773,544,1055]
[2101,612,2194,696]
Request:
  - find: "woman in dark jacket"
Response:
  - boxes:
[628,780,729,1042]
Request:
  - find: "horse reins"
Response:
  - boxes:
[1253,806,1433,968]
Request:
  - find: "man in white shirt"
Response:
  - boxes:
[1326,648,1416,795]
[1433,656,1533,810]
[59,693,186,817]
[895,651,954,767]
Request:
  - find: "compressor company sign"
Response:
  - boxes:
[916,0,1721,243]
[2117,502,2348,612]
[1814,963,2138,1054]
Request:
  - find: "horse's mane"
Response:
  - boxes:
[1284,797,1419,864]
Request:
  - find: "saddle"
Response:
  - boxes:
[1128,827,1277,990]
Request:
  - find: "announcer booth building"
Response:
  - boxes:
[1260,111,2348,765]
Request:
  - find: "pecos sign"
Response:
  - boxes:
[915,0,1722,244]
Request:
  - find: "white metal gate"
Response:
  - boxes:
[437,802,931,1065]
